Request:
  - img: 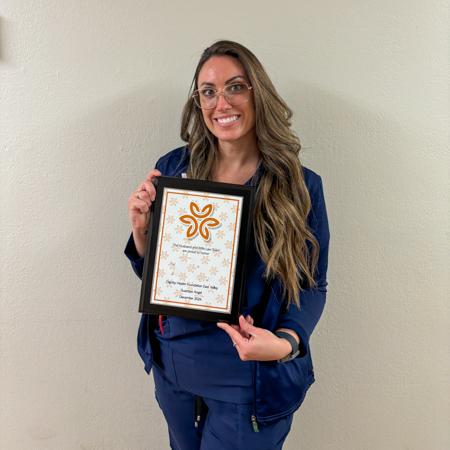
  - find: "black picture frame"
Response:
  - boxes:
[139,176,255,324]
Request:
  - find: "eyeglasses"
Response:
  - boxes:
[192,82,253,110]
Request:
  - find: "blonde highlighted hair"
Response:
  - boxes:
[180,40,319,307]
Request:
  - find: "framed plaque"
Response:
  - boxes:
[139,176,255,323]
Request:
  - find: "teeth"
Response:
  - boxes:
[217,115,239,124]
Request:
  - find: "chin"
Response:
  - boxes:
[210,126,250,143]
[215,132,244,142]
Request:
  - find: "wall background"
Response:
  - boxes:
[1,1,449,449]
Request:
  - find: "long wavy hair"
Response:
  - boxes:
[180,40,319,308]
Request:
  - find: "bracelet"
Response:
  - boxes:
[275,331,300,363]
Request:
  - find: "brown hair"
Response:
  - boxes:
[180,40,319,307]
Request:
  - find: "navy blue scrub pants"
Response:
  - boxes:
[153,365,294,450]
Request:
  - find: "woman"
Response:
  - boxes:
[125,40,330,450]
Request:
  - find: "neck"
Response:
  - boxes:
[216,134,260,168]
[211,135,261,185]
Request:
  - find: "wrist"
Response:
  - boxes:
[133,227,148,237]
[277,337,293,359]
[132,229,148,258]
[275,328,299,344]
[275,331,300,363]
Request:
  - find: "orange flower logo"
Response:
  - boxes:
[179,202,220,241]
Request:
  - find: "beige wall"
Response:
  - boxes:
[1,1,449,449]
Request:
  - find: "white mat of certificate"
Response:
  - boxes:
[149,187,243,313]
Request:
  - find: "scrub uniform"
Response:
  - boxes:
[125,146,331,450]
[151,317,294,450]
[145,170,294,449]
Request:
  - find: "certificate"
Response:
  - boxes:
[139,176,255,323]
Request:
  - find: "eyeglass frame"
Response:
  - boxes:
[191,82,253,110]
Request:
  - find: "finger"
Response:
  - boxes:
[238,319,252,339]
[129,198,150,214]
[245,315,254,326]
[217,322,248,347]
[136,190,151,205]
[238,315,257,336]
[146,168,161,181]
[138,180,157,201]
[138,180,155,193]
[230,324,252,340]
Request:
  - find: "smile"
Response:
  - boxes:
[214,115,241,125]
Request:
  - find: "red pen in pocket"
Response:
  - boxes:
[158,315,165,336]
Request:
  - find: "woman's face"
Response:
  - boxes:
[196,56,256,147]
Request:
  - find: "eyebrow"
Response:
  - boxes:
[199,75,246,87]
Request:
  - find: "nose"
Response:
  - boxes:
[215,93,232,110]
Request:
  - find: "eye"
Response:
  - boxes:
[200,88,216,98]
[226,83,245,94]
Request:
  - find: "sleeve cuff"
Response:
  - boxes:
[276,320,309,358]
[124,233,145,279]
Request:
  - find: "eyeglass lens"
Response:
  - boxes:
[194,84,251,109]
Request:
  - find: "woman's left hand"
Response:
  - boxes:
[217,315,293,362]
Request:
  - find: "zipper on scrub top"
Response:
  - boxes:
[251,415,259,433]
[194,395,202,428]
[251,361,259,432]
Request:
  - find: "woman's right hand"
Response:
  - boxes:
[127,168,161,257]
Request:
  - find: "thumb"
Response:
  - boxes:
[245,315,254,326]
[239,315,257,335]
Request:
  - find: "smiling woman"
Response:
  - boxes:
[188,55,260,186]
[196,57,256,149]
[125,40,330,450]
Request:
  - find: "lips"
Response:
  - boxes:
[214,114,241,126]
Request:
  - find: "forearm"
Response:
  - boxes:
[133,228,148,258]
